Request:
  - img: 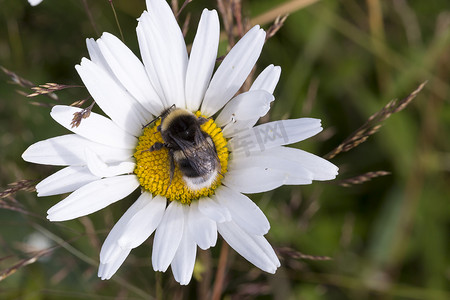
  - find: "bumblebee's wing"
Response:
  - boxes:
[171,129,218,177]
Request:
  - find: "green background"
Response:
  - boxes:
[0,0,449,299]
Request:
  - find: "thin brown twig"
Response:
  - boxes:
[277,247,332,261]
[0,247,56,281]
[334,171,391,187]
[81,0,99,37]
[266,14,289,41]
[0,202,41,218]
[212,241,229,300]
[217,0,235,48]
[182,13,191,38]
[251,0,320,26]
[302,77,320,115]
[0,254,15,263]
[234,283,271,298]
[79,217,101,253]
[176,0,192,19]
[108,0,124,42]
[198,251,213,300]
[171,0,179,15]
[232,0,244,38]
[218,0,319,42]
[324,81,427,160]
[392,0,422,45]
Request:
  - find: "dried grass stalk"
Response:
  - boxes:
[325,82,427,160]
[277,247,332,261]
[0,248,55,281]
[1,66,34,88]
[70,101,95,128]
[27,83,80,98]
[266,14,288,40]
[0,180,36,199]
[334,171,391,187]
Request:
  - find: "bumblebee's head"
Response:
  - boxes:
[161,108,200,141]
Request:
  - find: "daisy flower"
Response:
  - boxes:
[22,0,338,285]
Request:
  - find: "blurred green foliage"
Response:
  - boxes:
[0,0,449,299]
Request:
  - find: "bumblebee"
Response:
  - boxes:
[150,106,220,191]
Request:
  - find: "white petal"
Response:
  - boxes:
[85,148,135,178]
[238,146,338,181]
[76,58,149,136]
[152,201,184,272]
[100,193,161,262]
[86,38,120,83]
[86,38,105,68]
[185,9,220,112]
[117,195,166,248]
[217,221,279,273]
[98,194,166,280]
[198,196,231,223]
[250,65,281,94]
[188,201,217,250]
[227,118,323,153]
[201,26,266,117]
[98,248,131,280]
[223,169,288,194]
[171,209,197,285]
[223,153,314,194]
[28,0,43,6]
[47,175,139,221]
[251,234,281,268]
[214,186,269,235]
[138,2,188,108]
[136,21,165,107]
[217,64,281,135]
[229,151,314,179]
[222,119,256,138]
[22,134,132,166]
[215,90,274,127]
[96,33,163,116]
[36,166,99,197]
[284,148,338,180]
[50,105,137,149]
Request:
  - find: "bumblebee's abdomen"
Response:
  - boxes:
[172,144,220,191]
[177,157,202,178]
[173,149,218,178]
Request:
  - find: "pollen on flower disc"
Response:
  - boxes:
[133,113,228,204]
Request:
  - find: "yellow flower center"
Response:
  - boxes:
[133,111,228,204]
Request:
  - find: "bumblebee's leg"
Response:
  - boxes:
[140,142,165,154]
[198,116,209,125]
[166,149,175,193]
[143,118,160,129]
[150,142,164,151]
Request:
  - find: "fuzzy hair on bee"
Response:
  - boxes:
[149,106,220,191]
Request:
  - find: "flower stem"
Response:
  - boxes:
[212,241,229,300]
